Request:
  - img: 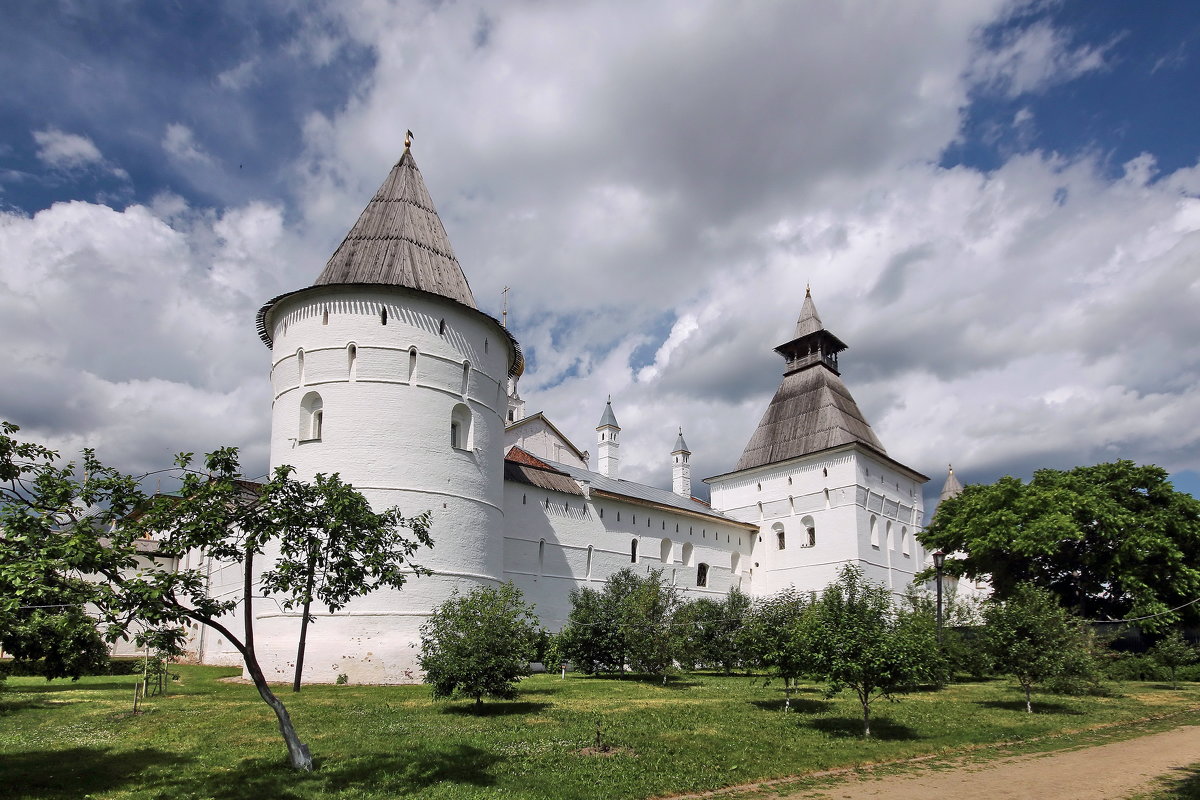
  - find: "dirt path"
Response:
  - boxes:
[768,724,1200,799]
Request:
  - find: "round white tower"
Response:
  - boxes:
[253,145,522,683]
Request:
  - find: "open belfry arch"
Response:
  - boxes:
[188,142,934,683]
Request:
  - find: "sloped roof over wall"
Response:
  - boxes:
[504,447,584,495]
[315,149,476,309]
[734,365,887,472]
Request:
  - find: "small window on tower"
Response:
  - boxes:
[439,318,446,335]
[381,308,388,325]
[696,563,708,587]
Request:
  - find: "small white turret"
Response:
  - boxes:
[672,427,691,498]
[596,396,620,479]
[506,375,526,424]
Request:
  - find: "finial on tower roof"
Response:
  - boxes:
[805,283,811,297]
[404,129,414,149]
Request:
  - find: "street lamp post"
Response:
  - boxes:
[933,550,946,646]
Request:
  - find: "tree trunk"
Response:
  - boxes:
[1024,683,1033,714]
[292,550,318,693]
[784,678,792,712]
[862,696,871,738]
[243,546,313,770]
[292,596,313,693]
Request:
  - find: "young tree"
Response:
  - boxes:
[1149,631,1198,689]
[922,461,1200,631]
[676,589,752,674]
[0,422,432,770]
[255,468,432,692]
[983,583,1094,712]
[557,568,681,678]
[740,588,813,709]
[806,565,937,737]
[418,582,541,705]
[620,568,682,677]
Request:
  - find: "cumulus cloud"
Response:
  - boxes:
[31,128,128,181]
[0,199,299,476]
[968,19,1114,97]
[33,128,103,169]
[163,123,215,166]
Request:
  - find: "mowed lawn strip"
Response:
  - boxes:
[1,665,1198,800]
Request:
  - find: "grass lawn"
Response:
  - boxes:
[2,666,1198,800]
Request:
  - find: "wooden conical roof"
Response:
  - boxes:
[314,148,476,309]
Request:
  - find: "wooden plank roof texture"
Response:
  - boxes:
[315,148,477,309]
[734,365,887,472]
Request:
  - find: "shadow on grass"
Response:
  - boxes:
[439,701,551,716]
[570,674,703,690]
[975,699,1085,715]
[748,697,832,714]
[0,746,188,800]
[808,716,921,740]
[9,681,135,694]
[1148,764,1200,799]
[146,744,506,800]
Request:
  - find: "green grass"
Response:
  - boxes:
[1,667,1198,800]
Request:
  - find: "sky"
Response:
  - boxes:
[1,0,1198,511]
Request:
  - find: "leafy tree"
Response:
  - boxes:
[0,600,109,680]
[805,565,937,737]
[621,568,682,677]
[983,583,1095,712]
[0,422,431,771]
[256,468,432,692]
[1149,631,1197,689]
[921,461,1200,631]
[900,585,987,683]
[558,581,627,675]
[558,568,681,678]
[675,589,752,674]
[740,588,813,709]
[418,582,541,705]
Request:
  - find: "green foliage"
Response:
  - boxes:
[901,585,988,683]
[557,568,682,677]
[805,565,938,736]
[419,582,541,705]
[675,589,751,674]
[740,588,814,707]
[921,461,1200,631]
[984,583,1098,711]
[1150,631,1198,688]
[0,604,109,681]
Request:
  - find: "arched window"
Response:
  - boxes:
[824,488,831,509]
[538,539,545,577]
[696,563,709,587]
[347,343,357,380]
[408,347,418,381]
[901,526,910,556]
[870,514,879,548]
[800,515,816,548]
[586,545,593,579]
[660,539,672,564]
[461,361,470,396]
[682,542,694,567]
[731,552,742,575]
[296,348,305,386]
[381,307,388,325]
[450,403,472,450]
[773,522,786,550]
[322,309,329,325]
[630,538,638,563]
[438,318,446,335]
[299,391,323,441]
[885,520,894,551]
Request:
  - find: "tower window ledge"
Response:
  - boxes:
[298,437,322,444]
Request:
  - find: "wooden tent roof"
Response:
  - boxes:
[314,148,476,309]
